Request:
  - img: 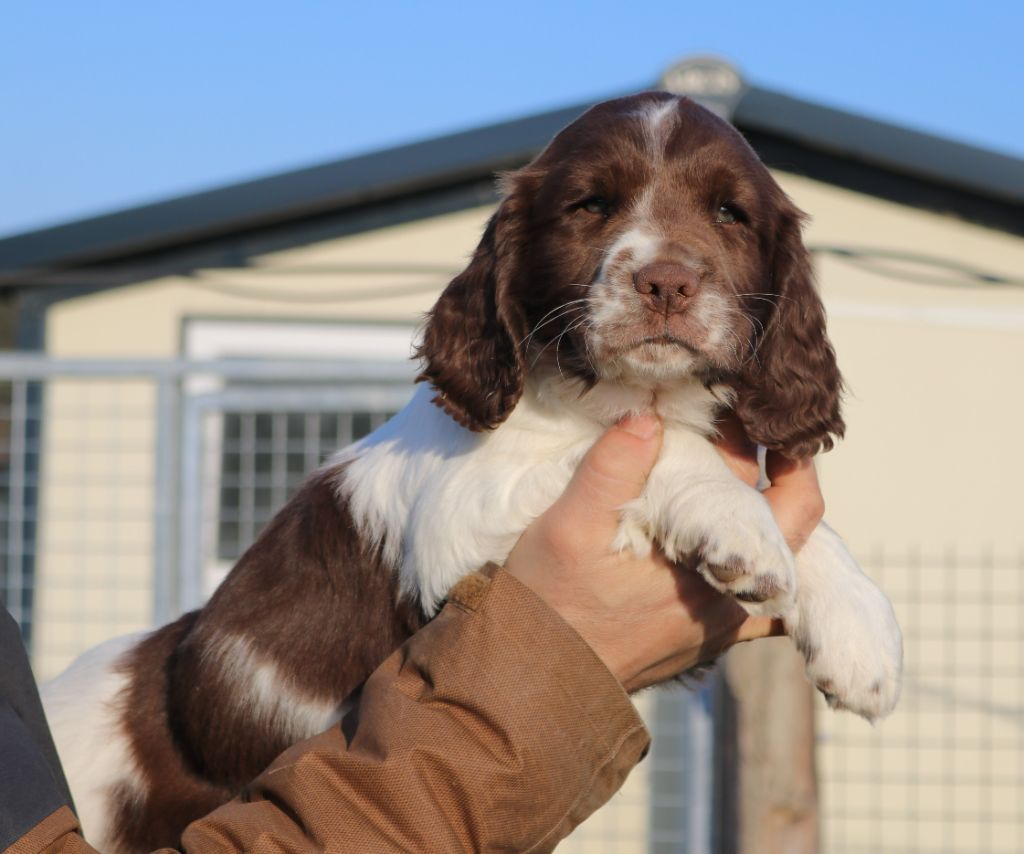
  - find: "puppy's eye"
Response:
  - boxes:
[715,203,742,225]
[579,196,611,217]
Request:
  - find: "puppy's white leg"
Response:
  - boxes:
[616,431,796,617]
[787,522,903,721]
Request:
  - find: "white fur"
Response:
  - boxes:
[692,290,736,351]
[206,633,350,742]
[340,370,902,720]
[647,98,678,134]
[640,99,677,161]
[41,632,146,850]
[600,227,662,272]
[339,381,598,611]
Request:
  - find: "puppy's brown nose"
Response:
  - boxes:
[633,263,700,316]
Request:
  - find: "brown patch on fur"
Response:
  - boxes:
[111,465,426,851]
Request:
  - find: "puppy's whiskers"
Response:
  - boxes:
[553,315,591,379]
[528,304,590,371]
[520,297,589,350]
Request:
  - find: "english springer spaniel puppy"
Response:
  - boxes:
[43,92,902,851]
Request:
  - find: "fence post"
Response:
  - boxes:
[177,394,207,613]
[153,376,180,625]
[720,639,819,854]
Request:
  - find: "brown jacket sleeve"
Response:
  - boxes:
[7,569,650,854]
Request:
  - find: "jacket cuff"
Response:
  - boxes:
[441,567,651,848]
[2,806,84,854]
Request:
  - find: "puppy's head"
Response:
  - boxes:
[417,92,844,459]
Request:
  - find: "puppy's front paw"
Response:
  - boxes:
[789,527,903,721]
[793,600,902,722]
[663,488,796,617]
[695,529,796,618]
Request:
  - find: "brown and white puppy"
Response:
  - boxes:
[43,93,902,851]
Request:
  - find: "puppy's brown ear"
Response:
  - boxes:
[733,206,845,459]
[416,182,529,431]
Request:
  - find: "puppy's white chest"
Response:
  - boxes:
[342,380,722,614]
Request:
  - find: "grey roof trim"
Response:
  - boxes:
[1,67,1020,284]
[0,102,592,282]
[734,87,1024,205]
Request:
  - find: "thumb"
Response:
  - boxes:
[555,414,663,530]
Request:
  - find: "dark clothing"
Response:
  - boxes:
[0,607,74,849]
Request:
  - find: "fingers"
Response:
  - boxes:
[736,615,786,642]
[762,453,825,552]
[555,414,663,531]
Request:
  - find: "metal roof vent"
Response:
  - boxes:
[660,56,747,119]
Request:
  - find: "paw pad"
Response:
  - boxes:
[704,555,747,583]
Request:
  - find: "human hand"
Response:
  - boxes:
[504,414,815,693]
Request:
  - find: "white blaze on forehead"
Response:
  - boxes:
[641,97,679,159]
[648,98,678,132]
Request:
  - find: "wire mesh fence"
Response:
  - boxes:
[816,551,1024,853]
[0,354,1019,852]
[0,376,159,679]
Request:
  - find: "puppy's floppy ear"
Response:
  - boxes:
[416,177,529,431]
[733,205,845,459]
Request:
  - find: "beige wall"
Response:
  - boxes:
[776,174,1024,854]
[32,379,156,679]
[786,173,1024,557]
[46,206,493,357]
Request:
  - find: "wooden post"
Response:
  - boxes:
[717,638,819,854]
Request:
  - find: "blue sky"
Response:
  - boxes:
[2,1,1021,238]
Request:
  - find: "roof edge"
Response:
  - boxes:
[0,101,593,281]
[2,57,1020,283]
